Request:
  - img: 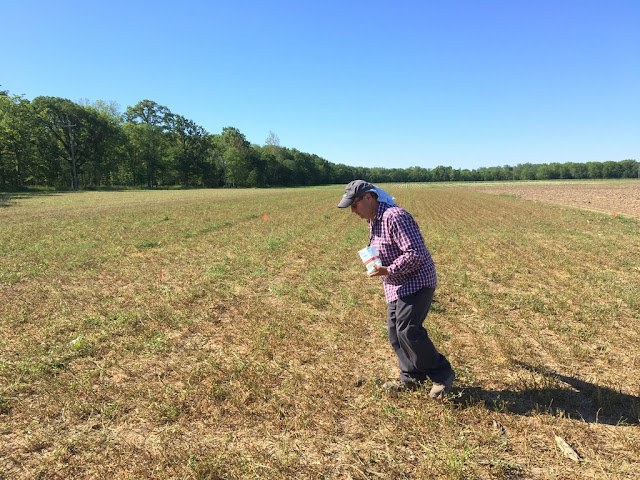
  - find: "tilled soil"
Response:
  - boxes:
[469,182,640,219]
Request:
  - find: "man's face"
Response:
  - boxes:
[351,193,377,220]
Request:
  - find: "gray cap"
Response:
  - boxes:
[337,180,377,208]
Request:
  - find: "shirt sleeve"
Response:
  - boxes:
[385,211,428,276]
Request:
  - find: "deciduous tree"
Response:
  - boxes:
[124,100,172,188]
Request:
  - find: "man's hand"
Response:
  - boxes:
[368,263,389,277]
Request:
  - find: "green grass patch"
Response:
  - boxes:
[0,185,638,479]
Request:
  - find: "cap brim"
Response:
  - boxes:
[337,196,354,208]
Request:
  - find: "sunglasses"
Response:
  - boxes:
[351,195,365,208]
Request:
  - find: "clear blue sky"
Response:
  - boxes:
[3,0,638,170]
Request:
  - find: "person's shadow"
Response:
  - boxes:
[452,361,639,426]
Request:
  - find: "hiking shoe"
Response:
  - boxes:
[383,379,422,392]
[429,371,455,399]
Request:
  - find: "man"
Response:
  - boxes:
[338,180,455,398]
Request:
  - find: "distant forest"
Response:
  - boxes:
[1,90,638,190]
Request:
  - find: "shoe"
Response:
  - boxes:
[383,379,422,392]
[429,371,455,399]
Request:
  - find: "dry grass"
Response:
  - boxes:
[0,183,638,479]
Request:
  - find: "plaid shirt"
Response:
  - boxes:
[369,202,437,303]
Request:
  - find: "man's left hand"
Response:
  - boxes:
[368,263,389,277]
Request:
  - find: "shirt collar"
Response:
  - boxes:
[375,201,389,220]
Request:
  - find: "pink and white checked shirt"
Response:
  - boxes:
[368,202,437,303]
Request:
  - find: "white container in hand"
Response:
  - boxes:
[358,245,382,274]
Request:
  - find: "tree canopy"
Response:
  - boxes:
[0,91,637,190]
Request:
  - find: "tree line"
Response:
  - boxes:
[0,91,637,190]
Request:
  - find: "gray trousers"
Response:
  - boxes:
[387,287,453,384]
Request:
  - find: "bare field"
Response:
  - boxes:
[1,185,639,479]
[466,180,640,219]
